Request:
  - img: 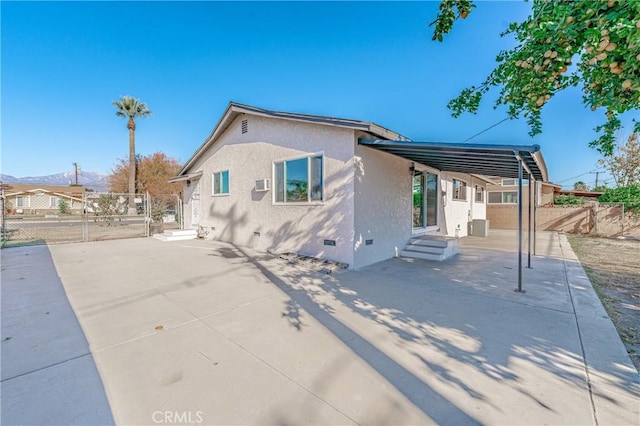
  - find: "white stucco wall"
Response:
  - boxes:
[185,115,356,266]
[441,172,476,237]
[182,178,200,229]
[353,140,413,269]
[469,176,487,221]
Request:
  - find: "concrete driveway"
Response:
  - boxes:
[2,231,638,425]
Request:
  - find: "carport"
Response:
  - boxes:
[359,139,549,292]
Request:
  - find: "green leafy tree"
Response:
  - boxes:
[113,96,153,212]
[555,193,583,205]
[431,0,640,155]
[598,184,640,210]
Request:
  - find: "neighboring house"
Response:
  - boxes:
[486,177,560,207]
[486,178,563,229]
[554,189,604,202]
[2,184,85,215]
[171,102,546,269]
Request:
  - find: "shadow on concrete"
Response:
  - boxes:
[1,245,114,425]
[232,240,639,424]
[234,244,481,425]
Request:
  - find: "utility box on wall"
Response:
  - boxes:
[469,219,490,237]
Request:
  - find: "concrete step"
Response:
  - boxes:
[409,235,458,247]
[403,234,460,261]
[400,249,446,261]
[153,229,197,242]
[164,229,197,237]
[403,244,445,255]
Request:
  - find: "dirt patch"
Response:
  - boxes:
[568,235,640,371]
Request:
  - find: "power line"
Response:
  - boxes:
[556,170,597,184]
[460,117,511,143]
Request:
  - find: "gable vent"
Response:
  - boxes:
[241,119,248,134]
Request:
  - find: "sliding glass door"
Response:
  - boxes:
[413,170,438,230]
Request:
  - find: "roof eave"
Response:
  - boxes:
[168,171,204,183]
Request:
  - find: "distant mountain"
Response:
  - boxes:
[0,171,109,192]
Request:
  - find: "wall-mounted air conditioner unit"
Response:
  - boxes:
[255,179,270,192]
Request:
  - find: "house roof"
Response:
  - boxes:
[359,139,549,182]
[555,189,604,197]
[2,183,86,196]
[176,102,411,176]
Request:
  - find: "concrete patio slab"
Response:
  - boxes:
[2,229,638,425]
[94,320,294,425]
[1,245,113,425]
[2,354,114,426]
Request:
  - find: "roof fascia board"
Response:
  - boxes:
[51,192,85,202]
[531,150,549,182]
[168,171,204,183]
[360,139,541,154]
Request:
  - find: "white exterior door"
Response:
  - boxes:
[190,181,200,227]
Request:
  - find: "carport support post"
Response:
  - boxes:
[533,180,537,255]
[517,159,523,292]
[1,188,5,248]
[527,175,532,269]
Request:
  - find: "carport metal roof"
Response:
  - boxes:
[358,139,548,182]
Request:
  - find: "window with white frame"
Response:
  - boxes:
[50,196,61,208]
[15,196,30,208]
[452,179,467,201]
[212,170,229,195]
[475,186,485,202]
[488,191,518,204]
[273,154,323,204]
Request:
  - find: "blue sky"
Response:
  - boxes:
[2,1,638,189]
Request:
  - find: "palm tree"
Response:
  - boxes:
[113,96,152,213]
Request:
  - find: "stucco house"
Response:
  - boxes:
[171,102,546,269]
[485,178,561,229]
[2,184,85,215]
[486,177,559,207]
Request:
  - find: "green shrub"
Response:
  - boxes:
[598,185,640,211]
[555,194,583,205]
[58,199,69,214]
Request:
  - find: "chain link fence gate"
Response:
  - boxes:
[1,192,152,247]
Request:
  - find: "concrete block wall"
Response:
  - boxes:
[487,204,640,237]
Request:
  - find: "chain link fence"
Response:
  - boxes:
[1,192,162,247]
